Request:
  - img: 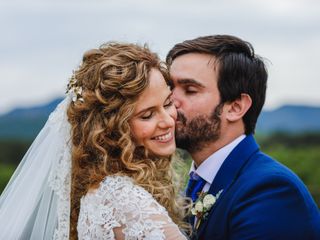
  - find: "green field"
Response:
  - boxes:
[1,134,319,208]
[0,163,16,192]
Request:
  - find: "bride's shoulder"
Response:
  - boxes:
[102,175,134,188]
[85,175,151,201]
[82,175,165,213]
[101,175,150,197]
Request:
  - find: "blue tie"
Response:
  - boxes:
[186,172,206,202]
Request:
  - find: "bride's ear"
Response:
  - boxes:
[225,93,252,122]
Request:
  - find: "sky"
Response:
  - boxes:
[0,0,320,114]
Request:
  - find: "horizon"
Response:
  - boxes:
[1,95,320,117]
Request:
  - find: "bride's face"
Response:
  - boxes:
[129,68,177,157]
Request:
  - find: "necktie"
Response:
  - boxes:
[186,172,206,202]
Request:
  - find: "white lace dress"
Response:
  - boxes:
[77,175,187,240]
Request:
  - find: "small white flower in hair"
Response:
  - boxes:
[66,74,84,102]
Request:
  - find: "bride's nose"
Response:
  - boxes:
[158,110,175,129]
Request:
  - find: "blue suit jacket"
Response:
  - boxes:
[193,135,320,240]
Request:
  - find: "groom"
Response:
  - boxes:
[166,35,320,239]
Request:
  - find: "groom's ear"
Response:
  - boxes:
[225,93,252,122]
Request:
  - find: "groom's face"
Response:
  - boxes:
[169,53,224,153]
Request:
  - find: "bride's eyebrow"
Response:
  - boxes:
[135,92,173,116]
[136,106,155,116]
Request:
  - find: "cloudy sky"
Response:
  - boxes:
[1,0,319,114]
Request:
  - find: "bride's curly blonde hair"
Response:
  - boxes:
[67,42,190,239]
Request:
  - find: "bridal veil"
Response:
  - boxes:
[0,96,72,239]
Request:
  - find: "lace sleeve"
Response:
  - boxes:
[77,175,187,240]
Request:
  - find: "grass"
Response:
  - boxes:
[0,163,16,193]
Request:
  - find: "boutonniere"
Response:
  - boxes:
[191,190,223,229]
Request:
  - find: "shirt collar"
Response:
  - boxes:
[189,134,246,184]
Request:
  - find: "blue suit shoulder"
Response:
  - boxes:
[242,151,317,207]
[228,151,320,239]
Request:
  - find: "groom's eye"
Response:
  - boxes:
[185,86,198,94]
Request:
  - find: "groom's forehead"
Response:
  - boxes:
[170,52,218,68]
[170,53,217,74]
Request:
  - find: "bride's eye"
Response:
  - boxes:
[164,99,173,108]
[141,111,153,120]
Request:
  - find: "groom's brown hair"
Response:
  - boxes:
[166,35,268,134]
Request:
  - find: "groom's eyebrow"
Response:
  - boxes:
[177,79,205,88]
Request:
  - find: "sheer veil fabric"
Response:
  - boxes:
[0,97,72,239]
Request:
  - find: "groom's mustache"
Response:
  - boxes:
[176,111,187,125]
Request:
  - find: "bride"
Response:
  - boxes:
[0,42,190,239]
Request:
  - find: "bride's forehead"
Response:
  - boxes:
[142,69,170,96]
[134,82,171,112]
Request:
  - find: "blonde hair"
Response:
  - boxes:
[67,42,189,239]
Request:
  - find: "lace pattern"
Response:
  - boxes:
[77,176,178,240]
[47,97,72,240]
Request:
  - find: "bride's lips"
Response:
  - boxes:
[151,131,174,143]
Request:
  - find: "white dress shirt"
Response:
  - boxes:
[189,134,246,193]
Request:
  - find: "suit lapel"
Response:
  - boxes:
[196,135,259,236]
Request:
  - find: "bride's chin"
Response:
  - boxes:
[150,145,177,158]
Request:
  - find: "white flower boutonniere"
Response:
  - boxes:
[191,190,223,229]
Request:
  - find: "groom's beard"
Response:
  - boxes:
[175,103,223,154]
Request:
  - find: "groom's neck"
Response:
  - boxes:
[191,130,244,167]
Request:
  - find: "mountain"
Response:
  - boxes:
[0,98,320,139]
[0,98,63,139]
[257,105,320,133]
